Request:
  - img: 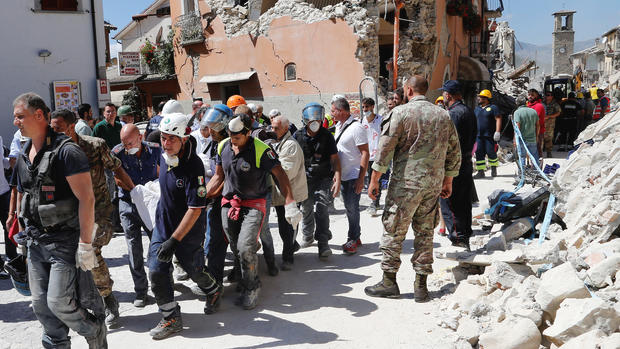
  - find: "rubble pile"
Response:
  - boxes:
[493,70,528,98]
[435,111,620,349]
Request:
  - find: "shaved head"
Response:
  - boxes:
[405,75,428,95]
[121,123,140,138]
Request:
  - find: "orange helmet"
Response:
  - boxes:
[226,95,246,109]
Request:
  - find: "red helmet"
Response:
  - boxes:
[226,95,246,109]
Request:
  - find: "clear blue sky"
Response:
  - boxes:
[500,0,620,45]
[102,0,620,46]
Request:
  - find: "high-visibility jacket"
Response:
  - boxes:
[593,96,610,120]
[322,114,335,134]
[590,87,599,100]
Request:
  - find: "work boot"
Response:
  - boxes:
[300,237,314,248]
[150,313,183,340]
[366,204,377,217]
[174,263,189,281]
[491,167,497,177]
[281,260,294,271]
[318,243,332,260]
[86,318,108,349]
[414,274,430,303]
[133,294,147,308]
[546,151,553,158]
[473,170,485,179]
[227,259,241,283]
[204,285,223,315]
[266,260,279,277]
[103,294,120,329]
[364,272,400,298]
[235,283,261,310]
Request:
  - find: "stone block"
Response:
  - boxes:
[599,332,620,349]
[501,218,534,241]
[478,317,541,349]
[505,297,543,327]
[558,329,606,349]
[456,317,480,345]
[484,261,533,291]
[486,232,507,252]
[587,254,620,288]
[451,282,486,312]
[535,262,590,320]
[542,298,620,347]
[515,275,541,301]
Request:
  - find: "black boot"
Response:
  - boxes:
[473,170,485,179]
[364,272,400,298]
[414,274,430,303]
[103,294,120,328]
[491,167,497,177]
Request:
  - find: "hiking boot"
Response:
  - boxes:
[133,294,147,308]
[227,261,241,283]
[281,260,294,271]
[491,167,497,177]
[235,284,261,310]
[150,314,183,340]
[86,319,108,349]
[414,274,430,303]
[342,239,361,255]
[300,237,314,248]
[473,170,485,179]
[103,294,120,329]
[318,243,332,259]
[364,273,400,298]
[450,238,470,251]
[267,261,279,277]
[204,285,223,315]
[175,265,189,281]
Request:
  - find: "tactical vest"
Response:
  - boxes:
[17,135,80,235]
[293,129,332,178]
[217,137,270,168]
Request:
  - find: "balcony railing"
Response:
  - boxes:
[176,13,205,46]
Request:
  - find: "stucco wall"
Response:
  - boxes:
[0,0,106,143]
[118,16,172,53]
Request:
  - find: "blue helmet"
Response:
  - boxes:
[5,255,30,297]
[302,102,325,125]
[203,104,233,132]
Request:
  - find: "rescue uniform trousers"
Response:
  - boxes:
[380,183,440,275]
[543,118,556,152]
[119,199,152,297]
[206,198,228,284]
[91,203,114,297]
[28,240,101,349]
[439,160,474,242]
[221,206,264,291]
[474,136,498,171]
[300,177,333,244]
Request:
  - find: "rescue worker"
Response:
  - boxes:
[147,100,185,144]
[473,89,502,178]
[439,80,477,250]
[93,103,122,149]
[558,92,583,150]
[226,95,246,112]
[435,96,445,109]
[543,91,561,157]
[147,112,220,340]
[201,104,234,314]
[13,92,107,348]
[513,95,540,171]
[145,101,167,139]
[117,105,134,126]
[112,124,161,308]
[206,114,301,310]
[364,76,461,302]
[50,109,135,328]
[294,103,342,258]
[593,89,610,122]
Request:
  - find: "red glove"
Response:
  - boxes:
[8,218,19,246]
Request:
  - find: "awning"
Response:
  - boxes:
[457,56,491,81]
[199,71,256,84]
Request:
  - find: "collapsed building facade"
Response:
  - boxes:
[168,0,504,118]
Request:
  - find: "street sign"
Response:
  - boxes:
[97,79,111,107]
[118,52,141,75]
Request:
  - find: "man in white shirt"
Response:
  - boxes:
[332,98,369,255]
[76,103,93,136]
[360,97,383,216]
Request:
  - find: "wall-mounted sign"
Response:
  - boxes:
[52,80,81,114]
[97,79,111,107]
[118,52,141,75]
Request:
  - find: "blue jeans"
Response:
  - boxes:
[300,177,333,244]
[206,198,228,284]
[119,199,151,297]
[519,141,540,169]
[341,179,361,241]
[28,241,101,348]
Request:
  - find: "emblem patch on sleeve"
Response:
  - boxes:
[197,186,206,197]
[267,150,276,160]
[198,176,205,185]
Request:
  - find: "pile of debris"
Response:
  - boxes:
[435,111,620,349]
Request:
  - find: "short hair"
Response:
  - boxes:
[394,87,404,100]
[13,92,49,115]
[568,92,576,99]
[361,97,375,106]
[515,95,527,106]
[234,104,252,116]
[273,115,289,127]
[51,109,77,124]
[78,103,91,118]
[332,98,350,112]
[528,89,540,97]
[104,102,117,110]
[155,100,166,114]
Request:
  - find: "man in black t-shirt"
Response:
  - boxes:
[558,92,584,150]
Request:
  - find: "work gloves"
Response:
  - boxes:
[284,202,302,228]
[76,243,97,271]
[157,237,179,263]
[493,132,501,142]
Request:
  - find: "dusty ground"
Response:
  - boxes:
[0,153,568,349]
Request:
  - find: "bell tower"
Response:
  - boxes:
[552,10,576,76]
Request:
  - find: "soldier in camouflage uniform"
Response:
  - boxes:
[50,110,135,328]
[543,92,561,157]
[364,76,461,302]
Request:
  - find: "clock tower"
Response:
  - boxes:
[552,10,576,76]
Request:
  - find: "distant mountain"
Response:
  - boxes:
[515,39,596,76]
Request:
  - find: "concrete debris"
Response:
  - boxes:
[450,282,486,312]
[586,253,620,288]
[485,231,507,252]
[558,329,607,349]
[501,217,535,241]
[456,317,480,345]
[542,298,620,347]
[535,262,590,320]
[478,316,541,349]
[484,261,533,291]
[599,333,620,349]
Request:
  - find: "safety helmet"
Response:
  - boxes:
[117,105,133,116]
[203,104,233,132]
[269,109,281,118]
[226,95,246,109]
[161,99,184,116]
[246,103,258,114]
[5,255,30,297]
[576,92,584,98]
[435,96,444,104]
[159,112,191,138]
[302,102,325,125]
[478,89,492,99]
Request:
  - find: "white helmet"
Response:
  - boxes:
[161,100,184,116]
[246,103,258,113]
[159,112,190,138]
[269,109,281,118]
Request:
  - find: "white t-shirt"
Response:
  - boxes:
[0,136,11,195]
[361,113,382,161]
[335,116,368,181]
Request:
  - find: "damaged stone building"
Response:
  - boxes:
[168,0,504,117]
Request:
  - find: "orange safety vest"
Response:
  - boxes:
[593,96,610,120]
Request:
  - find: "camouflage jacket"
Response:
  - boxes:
[372,95,461,190]
[76,134,122,208]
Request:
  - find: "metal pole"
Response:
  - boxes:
[392,0,404,91]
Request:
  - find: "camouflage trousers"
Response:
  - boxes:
[380,184,440,275]
[91,204,114,297]
[543,118,556,152]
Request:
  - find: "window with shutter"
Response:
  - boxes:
[40,0,78,11]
